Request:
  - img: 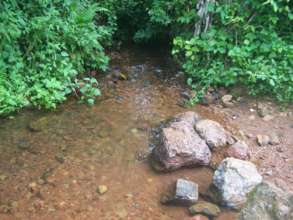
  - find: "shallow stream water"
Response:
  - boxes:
[0,47,237,220]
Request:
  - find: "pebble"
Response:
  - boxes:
[97,185,108,195]
[256,135,270,146]
[263,115,274,121]
[0,175,7,181]
[221,95,234,108]
[269,134,281,145]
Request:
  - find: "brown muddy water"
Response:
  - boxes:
[0,47,237,220]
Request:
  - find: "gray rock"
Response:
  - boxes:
[161,179,198,206]
[238,182,293,220]
[213,158,262,209]
[174,179,198,205]
[152,112,211,171]
[195,119,234,150]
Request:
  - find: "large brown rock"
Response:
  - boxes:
[152,112,211,171]
[195,119,234,150]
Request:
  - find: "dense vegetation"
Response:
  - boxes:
[1,0,292,115]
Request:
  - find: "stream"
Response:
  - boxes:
[0,47,237,219]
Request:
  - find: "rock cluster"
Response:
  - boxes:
[151,111,236,171]
[151,111,263,218]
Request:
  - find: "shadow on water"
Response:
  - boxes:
[0,46,237,219]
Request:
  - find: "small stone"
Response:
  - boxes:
[257,103,271,118]
[263,115,274,121]
[161,179,198,206]
[0,175,7,181]
[55,153,65,163]
[97,185,108,195]
[17,139,30,150]
[189,201,221,217]
[226,141,250,160]
[174,179,198,205]
[28,117,49,132]
[28,182,38,192]
[264,170,273,176]
[221,95,234,108]
[269,134,281,145]
[256,135,270,146]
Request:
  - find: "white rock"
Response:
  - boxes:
[213,158,262,209]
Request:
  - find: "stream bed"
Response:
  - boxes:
[0,47,237,220]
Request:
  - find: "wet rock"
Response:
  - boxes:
[195,120,234,150]
[152,115,211,170]
[226,141,250,160]
[161,179,198,206]
[97,185,108,195]
[256,135,270,146]
[189,201,221,217]
[221,95,234,108]
[213,158,262,209]
[238,182,293,220]
[269,133,281,145]
[28,117,50,132]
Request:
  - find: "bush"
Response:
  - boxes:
[172,0,293,103]
[0,0,116,115]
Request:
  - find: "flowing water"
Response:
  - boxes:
[0,47,237,219]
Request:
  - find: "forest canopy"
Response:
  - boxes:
[0,0,292,115]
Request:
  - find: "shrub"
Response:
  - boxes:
[0,0,116,115]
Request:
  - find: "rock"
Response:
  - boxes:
[238,182,293,220]
[97,185,108,195]
[263,115,274,121]
[0,174,7,181]
[257,103,272,118]
[269,133,281,145]
[152,112,211,171]
[221,95,234,108]
[17,139,30,150]
[256,135,270,146]
[161,179,198,206]
[55,153,65,163]
[195,119,234,150]
[28,117,50,132]
[226,141,250,160]
[189,201,221,217]
[213,158,262,209]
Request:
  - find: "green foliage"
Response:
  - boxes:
[0,0,115,115]
[172,0,293,103]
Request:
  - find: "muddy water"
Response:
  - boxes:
[0,47,237,220]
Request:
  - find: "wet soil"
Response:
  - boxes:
[0,47,292,220]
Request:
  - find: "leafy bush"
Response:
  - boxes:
[172,0,293,103]
[0,0,116,115]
